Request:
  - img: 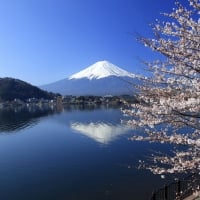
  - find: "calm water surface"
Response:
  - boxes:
[0,105,173,200]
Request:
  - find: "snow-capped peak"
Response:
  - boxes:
[69,60,135,80]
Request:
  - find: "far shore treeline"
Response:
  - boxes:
[0,77,137,107]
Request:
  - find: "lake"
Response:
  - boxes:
[0,105,175,200]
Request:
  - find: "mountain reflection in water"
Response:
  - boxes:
[71,122,130,144]
[0,105,170,200]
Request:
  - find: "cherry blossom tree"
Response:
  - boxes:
[123,0,200,175]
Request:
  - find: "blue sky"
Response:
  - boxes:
[0,0,188,85]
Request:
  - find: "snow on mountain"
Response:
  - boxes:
[69,60,135,80]
[40,61,137,96]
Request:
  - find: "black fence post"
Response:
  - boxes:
[164,185,168,200]
[152,192,156,200]
[177,180,181,200]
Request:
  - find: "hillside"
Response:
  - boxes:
[0,77,57,101]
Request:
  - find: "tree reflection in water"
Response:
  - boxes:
[0,106,56,133]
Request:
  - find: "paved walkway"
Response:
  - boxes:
[183,191,200,200]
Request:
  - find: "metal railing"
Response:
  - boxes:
[150,173,200,200]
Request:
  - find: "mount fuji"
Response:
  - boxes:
[40,61,137,96]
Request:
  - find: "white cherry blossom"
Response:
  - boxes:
[123,0,200,176]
